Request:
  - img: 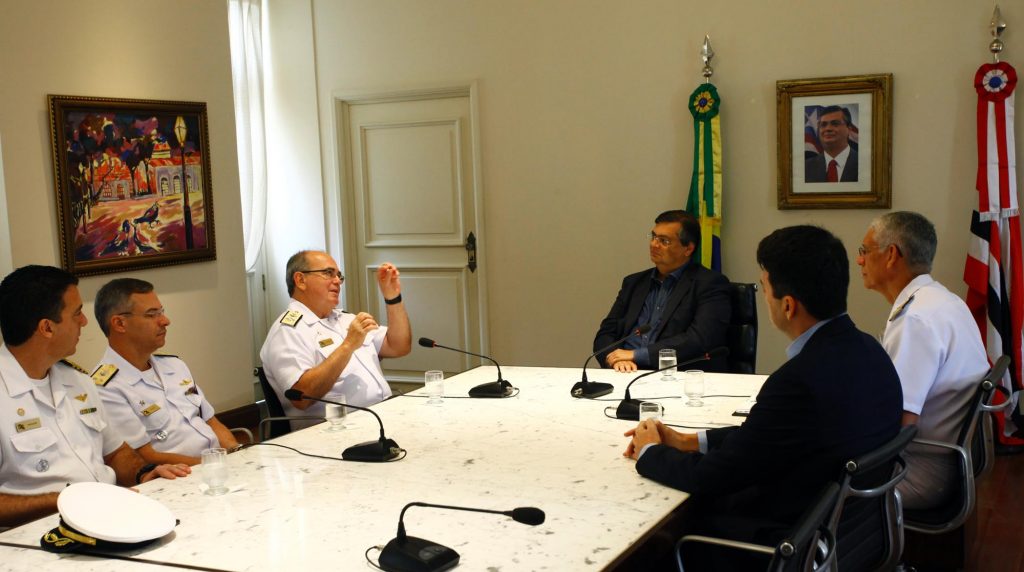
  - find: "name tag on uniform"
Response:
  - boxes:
[15,418,42,432]
[79,407,97,415]
[318,338,335,348]
[141,404,161,417]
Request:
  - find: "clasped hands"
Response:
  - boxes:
[606,349,638,373]
[623,419,694,460]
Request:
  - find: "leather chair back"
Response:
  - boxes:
[255,366,291,439]
[727,282,758,374]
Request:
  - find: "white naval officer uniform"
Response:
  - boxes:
[0,345,121,495]
[260,299,390,430]
[93,347,219,458]
[882,273,989,509]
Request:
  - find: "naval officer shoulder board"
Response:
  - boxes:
[60,360,90,376]
[90,364,119,387]
[280,310,302,327]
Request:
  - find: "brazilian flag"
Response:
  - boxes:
[685,83,723,271]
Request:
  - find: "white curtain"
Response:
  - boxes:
[228,0,267,273]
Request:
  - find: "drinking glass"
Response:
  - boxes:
[639,401,663,422]
[683,370,705,407]
[658,349,677,381]
[324,398,347,432]
[425,370,444,405]
[201,447,229,495]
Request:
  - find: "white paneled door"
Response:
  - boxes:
[338,87,486,381]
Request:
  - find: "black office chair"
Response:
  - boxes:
[726,282,758,374]
[903,355,1012,534]
[676,482,840,572]
[829,424,917,571]
[255,367,323,441]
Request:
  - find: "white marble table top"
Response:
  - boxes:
[0,366,765,571]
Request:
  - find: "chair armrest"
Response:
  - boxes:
[848,457,908,498]
[258,416,325,441]
[676,534,774,571]
[229,427,254,445]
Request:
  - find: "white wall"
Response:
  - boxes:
[259,0,1023,373]
[0,1,253,409]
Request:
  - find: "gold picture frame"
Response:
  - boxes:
[776,74,893,209]
[48,94,216,276]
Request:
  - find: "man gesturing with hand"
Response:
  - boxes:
[260,251,412,430]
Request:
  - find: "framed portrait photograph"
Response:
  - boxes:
[48,95,216,276]
[776,74,893,209]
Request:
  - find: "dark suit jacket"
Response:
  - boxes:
[593,264,730,371]
[636,315,902,536]
[804,147,859,183]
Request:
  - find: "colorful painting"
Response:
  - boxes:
[48,95,216,275]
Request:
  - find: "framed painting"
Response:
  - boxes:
[776,74,893,209]
[48,95,216,276]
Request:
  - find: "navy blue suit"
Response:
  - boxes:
[593,264,730,371]
[636,315,902,535]
[804,148,859,183]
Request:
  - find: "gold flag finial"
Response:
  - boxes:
[701,35,715,83]
[990,5,1006,62]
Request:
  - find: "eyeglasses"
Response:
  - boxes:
[300,268,345,281]
[117,308,166,320]
[819,119,847,128]
[648,232,678,247]
[858,243,902,257]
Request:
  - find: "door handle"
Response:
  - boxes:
[465,232,477,272]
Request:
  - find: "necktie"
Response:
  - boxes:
[827,159,838,182]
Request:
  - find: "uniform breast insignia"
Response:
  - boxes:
[141,404,161,417]
[280,310,303,327]
[90,364,119,387]
[318,338,335,348]
[61,360,90,375]
[179,378,192,386]
[16,408,25,416]
[15,418,42,432]
[74,394,88,402]
[888,294,916,322]
[79,407,97,415]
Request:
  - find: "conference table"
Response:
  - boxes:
[0,366,765,571]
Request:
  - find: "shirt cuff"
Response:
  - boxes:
[697,430,709,453]
[633,347,650,368]
[637,442,657,460]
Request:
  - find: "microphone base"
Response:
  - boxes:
[615,398,641,420]
[379,535,459,572]
[468,380,514,398]
[570,381,614,399]
[342,438,401,462]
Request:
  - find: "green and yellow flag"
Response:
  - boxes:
[685,83,722,271]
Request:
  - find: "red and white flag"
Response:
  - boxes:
[964,61,1024,446]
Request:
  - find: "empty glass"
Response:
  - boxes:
[683,370,705,407]
[425,370,444,405]
[639,401,664,422]
[324,399,347,432]
[201,447,229,495]
[658,349,677,381]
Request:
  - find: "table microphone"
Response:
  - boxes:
[571,324,652,398]
[615,347,730,420]
[417,337,515,398]
[378,501,545,572]
[283,389,402,462]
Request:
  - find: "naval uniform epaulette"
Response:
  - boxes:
[888,294,916,322]
[60,359,90,375]
[90,364,119,387]
[280,310,302,327]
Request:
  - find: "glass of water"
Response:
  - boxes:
[201,447,229,496]
[324,398,347,432]
[639,401,663,422]
[683,370,705,407]
[425,370,444,405]
[659,349,677,381]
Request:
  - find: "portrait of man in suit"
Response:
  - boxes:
[804,104,859,183]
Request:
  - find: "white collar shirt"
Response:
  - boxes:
[0,345,119,495]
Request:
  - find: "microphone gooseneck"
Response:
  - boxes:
[614,347,730,420]
[418,337,515,398]
[572,323,652,399]
[283,389,401,462]
[380,502,545,572]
